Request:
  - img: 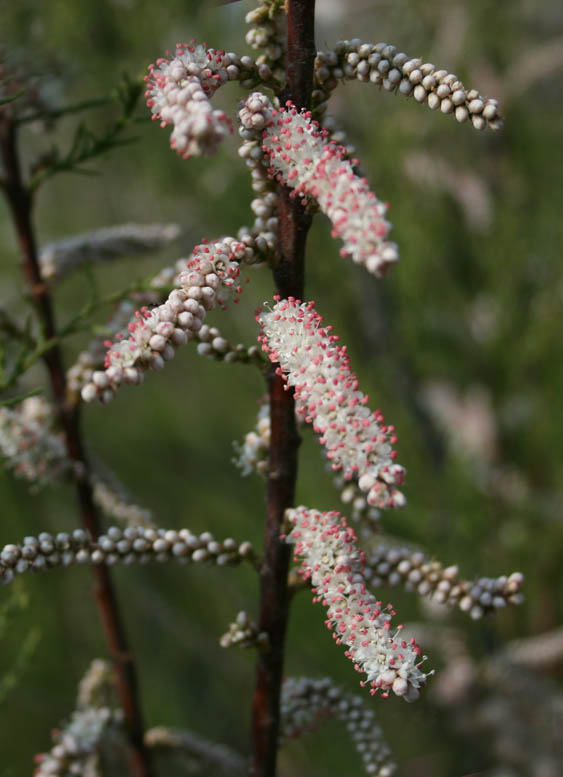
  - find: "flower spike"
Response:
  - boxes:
[286,507,430,700]
[259,297,406,509]
[240,93,399,278]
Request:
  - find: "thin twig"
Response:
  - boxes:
[0,116,152,777]
[249,2,316,776]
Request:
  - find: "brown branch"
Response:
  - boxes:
[0,118,152,777]
[249,2,316,776]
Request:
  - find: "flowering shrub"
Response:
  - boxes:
[0,2,536,776]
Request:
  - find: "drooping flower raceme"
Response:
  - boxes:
[146,43,255,158]
[314,40,503,131]
[240,93,398,277]
[0,525,256,586]
[0,397,71,487]
[280,676,396,776]
[364,545,524,620]
[259,297,405,509]
[81,238,251,403]
[286,506,429,700]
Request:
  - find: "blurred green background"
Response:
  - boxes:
[1,0,563,775]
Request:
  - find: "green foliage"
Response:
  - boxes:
[0,583,41,706]
[29,73,144,190]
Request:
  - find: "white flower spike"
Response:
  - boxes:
[259,297,406,509]
[286,506,430,700]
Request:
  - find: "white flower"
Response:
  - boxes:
[286,506,429,701]
[259,297,406,509]
[239,94,398,277]
[146,43,248,158]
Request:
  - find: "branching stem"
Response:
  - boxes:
[0,117,152,777]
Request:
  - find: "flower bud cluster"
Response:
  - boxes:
[67,294,160,396]
[146,43,255,158]
[238,192,279,255]
[238,108,279,256]
[286,506,429,700]
[39,223,180,282]
[34,706,122,777]
[219,610,270,650]
[81,238,250,403]
[333,472,382,534]
[241,94,399,277]
[149,230,270,296]
[314,41,503,131]
[365,546,525,620]
[233,401,271,477]
[0,526,255,585]
[196,324,264,367]
[0,397,71,487]
[245,0,286,89]
[259,298,406,509]
[281,676,396,776]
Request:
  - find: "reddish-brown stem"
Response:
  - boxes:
[0,118,152,777]
[249,2,316,776]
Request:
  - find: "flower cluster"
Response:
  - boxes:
[259,298,406,509]
[240,93,399,277]
[81,238,251,403]
[0,526,255,585]
[314,40,503,130]
[67,294,160,397]
[286,506,429,700]
[364,545,524,620]
[233,401,271,477]
[233,398,382,532]
[39,223,180,281]
[280,676,395,776]
[34,706,122,777]
[0,397,72,487]
[145,43,255,158]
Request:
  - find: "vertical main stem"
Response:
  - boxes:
[250,2,316,776]
[0,120,152,777]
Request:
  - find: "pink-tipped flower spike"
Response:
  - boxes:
[259,297,406,509]
[81,238,248,403]
[146,43,253,158]
[286,506,430,701]
[239,93,399,277]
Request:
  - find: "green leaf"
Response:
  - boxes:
[0,387,43,408]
